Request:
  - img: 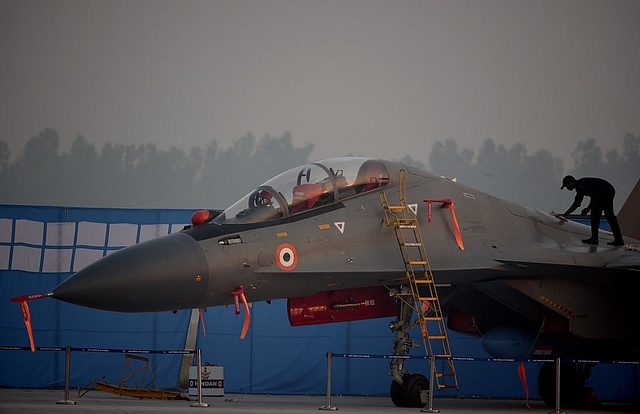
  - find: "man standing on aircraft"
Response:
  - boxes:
[560,175,625,246]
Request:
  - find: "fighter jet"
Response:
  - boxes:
[11,157,640,407]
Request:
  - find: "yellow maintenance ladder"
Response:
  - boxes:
[380,169,459,391]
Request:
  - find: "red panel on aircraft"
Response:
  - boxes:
[287,286,397,326]
[538,304,570,334]
[447,304,480,336]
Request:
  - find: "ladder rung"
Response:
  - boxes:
[418,297,438,301]
[414,279,433,284]
[426,335,447,340]
[400,242,422,247]
[407,260,427,265]
[396,224,417,229]
[387,205,405,212]
[422,317,443,321]
[437,378,458,382]
[437,384,459,389]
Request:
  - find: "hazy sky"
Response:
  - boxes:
[2,0,639,166]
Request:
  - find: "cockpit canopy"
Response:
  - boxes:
[214,157,390,224]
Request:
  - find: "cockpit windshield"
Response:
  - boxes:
[213,157,390,224]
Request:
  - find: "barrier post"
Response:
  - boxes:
[549,357,566,414]
[56,346,77,405]
[421,354,439,413]
[319,352,337,411]
[190,348,209,408]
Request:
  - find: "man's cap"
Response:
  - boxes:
[561,175,575,189]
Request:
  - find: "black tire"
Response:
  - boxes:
[403,373,429,408]
[390,373,429,407]
[390,378,405,407]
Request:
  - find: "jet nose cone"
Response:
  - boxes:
[53,232,209,312]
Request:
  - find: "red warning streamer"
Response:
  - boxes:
[517,363,532,409]
[20,301,35,353]
[11,293,48,353]
[230,286,251,340]
[198,308,207,337]
[10,293,48,303]
[424,199,464,251]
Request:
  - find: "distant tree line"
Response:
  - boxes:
[0,129,313,209]
[0,128,638,213]
[425,135,639,212]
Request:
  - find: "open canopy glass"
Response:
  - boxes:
[214,157,390,224]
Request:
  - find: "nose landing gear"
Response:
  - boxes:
[388,287,428,408]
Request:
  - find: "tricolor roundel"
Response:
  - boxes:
[276,243,298,271]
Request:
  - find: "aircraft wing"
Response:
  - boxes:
[491,257,640,285]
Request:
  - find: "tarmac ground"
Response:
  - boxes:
[0,388,639,414]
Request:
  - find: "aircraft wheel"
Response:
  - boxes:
[538,362,593,407]
[389,373,428,407]
[389,377,404,407]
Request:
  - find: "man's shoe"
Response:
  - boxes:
[607,240,625,246]
[582,238,599,245]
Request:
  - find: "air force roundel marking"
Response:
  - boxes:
[276,243,298,271]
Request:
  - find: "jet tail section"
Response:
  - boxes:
[618,179,640,240]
